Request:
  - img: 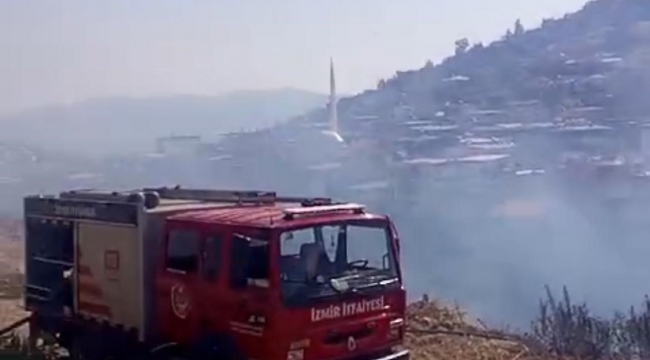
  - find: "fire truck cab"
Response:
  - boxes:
[23,187,408,360]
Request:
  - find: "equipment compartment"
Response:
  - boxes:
[24,216,74,313]
[23,195,141,318]
[75,221,142,329]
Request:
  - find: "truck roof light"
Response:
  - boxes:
[283,203,365,220]
[143,186,332,206]
[59,186,333,208]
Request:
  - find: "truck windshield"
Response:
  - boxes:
[279,220,398,305]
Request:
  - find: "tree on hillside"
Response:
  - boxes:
[514,19,524,36]
[471,42,484,51]
[455,38,470,55]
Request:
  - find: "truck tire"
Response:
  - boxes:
[188,334,245,360]
[149,343,181,360]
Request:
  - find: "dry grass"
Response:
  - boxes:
[0,220,33,359]
[406,297,550,360]
[0,225,28,331]
[406,287,650,360]
[529,286,650,360]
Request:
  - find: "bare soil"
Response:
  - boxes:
[0,221,28,337]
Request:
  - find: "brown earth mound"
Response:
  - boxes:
[0,220,29,341]
[406,298,553,360]
[0,220,22,242]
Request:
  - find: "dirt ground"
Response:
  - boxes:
[405,299,548,360]
[0,221,28,336]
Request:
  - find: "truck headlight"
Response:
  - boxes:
[389,318,404,339]
[287,338,310,360]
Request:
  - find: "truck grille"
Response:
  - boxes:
[323,326,374,345]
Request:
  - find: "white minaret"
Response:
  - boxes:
[323,57,344,143]
[329,58,338,133]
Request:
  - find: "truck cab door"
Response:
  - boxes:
[196,233,226,333]
[157,227,203,344]
[224,229,273,359]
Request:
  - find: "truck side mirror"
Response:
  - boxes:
[230,234,250,289]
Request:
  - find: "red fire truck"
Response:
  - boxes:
[23,187,409,360]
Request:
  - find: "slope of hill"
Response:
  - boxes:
[0,88,326,156]
[296,0,650,146]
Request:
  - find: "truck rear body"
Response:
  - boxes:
[23,187,408,360]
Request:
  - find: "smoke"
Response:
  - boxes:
[257,127,650,328]
[2,125,650,329]
[388,164,650,328]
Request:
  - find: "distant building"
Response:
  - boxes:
[155,135,202,156]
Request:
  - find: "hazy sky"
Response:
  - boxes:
[1,0,588,115]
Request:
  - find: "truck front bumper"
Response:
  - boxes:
[373,349,409,360]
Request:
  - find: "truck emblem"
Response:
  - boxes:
[347,336,357,352]
[171,284,191,319]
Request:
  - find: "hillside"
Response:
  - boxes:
[249,0,650,193]
[296,0,650,148]
[0,88,326,156]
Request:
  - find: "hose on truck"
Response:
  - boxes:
[406,327,519,341]
[0,315,31,338]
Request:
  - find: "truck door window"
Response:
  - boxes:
[230,234,269,289]
[280,227,334,283]
[281,229,312,255]
[166,229,201,273]
[203,235,222,281]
